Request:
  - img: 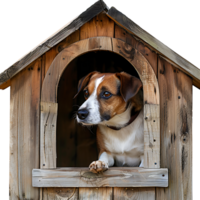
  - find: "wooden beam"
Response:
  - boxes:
[107,7,200,88]
[32,167,168,188]
[0,0,108,89]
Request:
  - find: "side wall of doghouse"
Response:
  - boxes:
[9,12,192,200]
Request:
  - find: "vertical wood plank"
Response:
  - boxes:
[40,102,58,169]
[7,88,12,196]
[80,12,114,40]
[156,56,192,200]
[113,188,155,200]
[10,71,19,200]
[144,104,160,168]
[10,59,41,199]
[79,188,112,200]
[43,188,78,200]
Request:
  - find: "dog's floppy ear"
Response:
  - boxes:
[116,72,142,102]
[74,71,99,98]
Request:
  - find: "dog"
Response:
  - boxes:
[75,71,144,173]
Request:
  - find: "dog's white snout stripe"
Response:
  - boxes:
[78,76,104,124]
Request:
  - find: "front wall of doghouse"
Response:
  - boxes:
[9,12,192,200]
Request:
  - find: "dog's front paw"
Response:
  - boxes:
[89,160,108,173]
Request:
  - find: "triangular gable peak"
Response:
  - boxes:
[0,0,200,89]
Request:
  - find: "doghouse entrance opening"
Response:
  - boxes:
[56,51,140,167]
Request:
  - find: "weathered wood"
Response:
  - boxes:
[41,37,112,103]
[79,188,112,200]
[115,25,158,76]
[113,188,155,200]
[112,38,159,105]
[144,104,160,168]
[107,7,200,88]
[9,73,19,200]
[0,79,10,89]
[0,0,108,89]
[32,167,168,188]
[156,56,192,200]
[80,12,114,39]
[40,102,58,169]
[114,27,158,200]
[10,60,41,199]
[7,88,12,189]
[43,188,78,200]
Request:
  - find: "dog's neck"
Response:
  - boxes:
[100,103,141,130]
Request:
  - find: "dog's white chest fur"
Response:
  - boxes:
[98,109,144,167]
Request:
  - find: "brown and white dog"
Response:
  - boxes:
[75,71,144,173]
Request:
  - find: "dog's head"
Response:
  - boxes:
[75,71,143,126]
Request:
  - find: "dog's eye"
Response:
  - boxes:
[84,90,89,99]
[102,91,112,99]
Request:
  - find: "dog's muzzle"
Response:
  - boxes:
[77,109,89,120]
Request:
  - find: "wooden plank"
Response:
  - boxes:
[80,12,114,39]
[115,24,158,76]
[9,71,20,200]
[113,188,155,200]
[40,102,58,169]
[32,167,168,188]
[10,60,41,199]
[0,0,108,88]
[144,104,160,168]
[107,7,200,88]
[79,188,112,200]
[112,38,159,105]
[43,188,78,200]
[156,56,192,200]
[7,88,12,196]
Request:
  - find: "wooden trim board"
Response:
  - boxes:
[32,167,168,188]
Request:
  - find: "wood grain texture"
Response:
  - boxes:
[40,102,58,169]
[113,188,155,200]
[0,0,108,88]
[156,56,192,200]
[115,25,158,76]
[144,104,160,168]
[107,7,200,87]
[10,60,41,199]
[112,38,159,105]
[42,188,78,200]
[32,167,168,188]
[80,12,114,39]
[79,188,112,200]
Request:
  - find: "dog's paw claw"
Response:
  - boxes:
[89,161,108,173]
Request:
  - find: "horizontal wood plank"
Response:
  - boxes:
[32,167,168,188]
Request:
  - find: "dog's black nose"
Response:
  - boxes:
[77,109,89,120]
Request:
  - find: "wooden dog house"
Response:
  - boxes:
[1,1,198,199]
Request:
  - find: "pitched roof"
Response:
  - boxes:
[0,0,200,89]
